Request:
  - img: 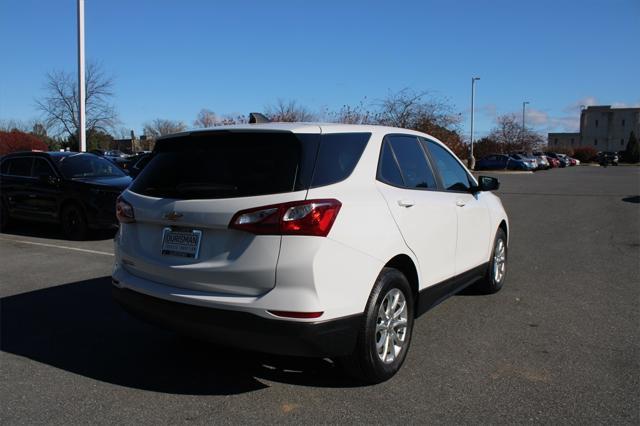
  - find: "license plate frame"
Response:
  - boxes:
[161,227,202,259]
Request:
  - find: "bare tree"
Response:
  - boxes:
[488,113,543,152]
[193,108,218,128]
[143,119,186,139]
[489,114,521,146]
[328,100,376,124]
[0,119,29,132]
[265,99,315,122]
[376,88,461,130]
[36,62,118,142]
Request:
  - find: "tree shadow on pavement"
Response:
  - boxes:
[0,277,361,395]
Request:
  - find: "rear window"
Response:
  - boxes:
[130,131,370,200]
[58,154,126,179]
[3,157,33,177]
[310,133,370,188]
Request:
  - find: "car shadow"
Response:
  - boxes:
[622,195,640,204]
[1,220,116,241]
[0,277,362,395]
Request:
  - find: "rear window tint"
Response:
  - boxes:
[310,133,370,188]
[130,132,318,200]
[130,131,369,200]
[378,141,404,186]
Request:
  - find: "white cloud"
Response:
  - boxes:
[611,101,640,108]
[479,104,497,119]
[564,96,598,114]
[525,108,549,126]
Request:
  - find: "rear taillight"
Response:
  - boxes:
[229,199,341,237]
[116,196,135,223]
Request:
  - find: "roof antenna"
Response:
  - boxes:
[249,112,271,124]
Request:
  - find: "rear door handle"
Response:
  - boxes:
[397,199,415,207]
[456,200,466,207]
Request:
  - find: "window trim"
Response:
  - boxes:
[375,134,441,192]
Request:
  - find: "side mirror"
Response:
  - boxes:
[478,175,500,192]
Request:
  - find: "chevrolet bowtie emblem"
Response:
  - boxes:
[164,211,183,221]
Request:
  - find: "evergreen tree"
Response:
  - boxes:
[624,131,639,163]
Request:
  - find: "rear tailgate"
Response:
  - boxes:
[118,130,319,296]
[118,191,307,296]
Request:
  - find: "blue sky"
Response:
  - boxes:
[1,0,639,138]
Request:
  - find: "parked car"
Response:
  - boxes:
[112,123,510,383]
[597,151,619,166]
[545,152,568,167]
[128,153,152,178]
[546,156,561,168]
[0,151,132,239]
[530,152,551,170]
[509,153,538,170]
[475,154,532,171]
[106,150,135,171]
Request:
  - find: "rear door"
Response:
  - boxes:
[27,158,60,221]
[119,130,319,296]
[422,139,492,274]
[375,134,457,287]
[1,157,35,218]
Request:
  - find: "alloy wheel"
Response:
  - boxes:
[375,288,408,364]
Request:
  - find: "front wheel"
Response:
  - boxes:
[61,203,88,240]
[339,267,415,384]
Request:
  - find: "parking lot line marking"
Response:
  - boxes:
[0,237,114,256]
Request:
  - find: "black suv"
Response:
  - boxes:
[0,151,132,239]
[597,151,619,166]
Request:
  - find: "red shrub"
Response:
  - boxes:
[572,146,598,163]
[0,130,48,156]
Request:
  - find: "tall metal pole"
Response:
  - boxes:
[522,101,529,151]
[469,77,480,169]
[77,0,86,152]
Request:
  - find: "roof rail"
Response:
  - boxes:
[249,112,271,124]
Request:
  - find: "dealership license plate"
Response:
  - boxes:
[161,228,202,259]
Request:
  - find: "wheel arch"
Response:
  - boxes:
[383,254,419,314]
[498,219,508,244]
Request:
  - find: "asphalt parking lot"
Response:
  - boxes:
[1,166,639,424]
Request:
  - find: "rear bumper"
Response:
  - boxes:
[112,285,361,357]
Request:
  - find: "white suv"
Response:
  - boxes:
[112,123,509,383]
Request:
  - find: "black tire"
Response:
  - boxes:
[61,203,88,240]
[339,267,415,384]
[473,228,508,294]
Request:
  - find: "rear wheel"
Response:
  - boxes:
[474,228,507,294]
[61,203,88,240]
[340,267,414,384]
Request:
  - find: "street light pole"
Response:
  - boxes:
[77,0,86,152]
[469,77,480,169]
[522,101,529,151]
